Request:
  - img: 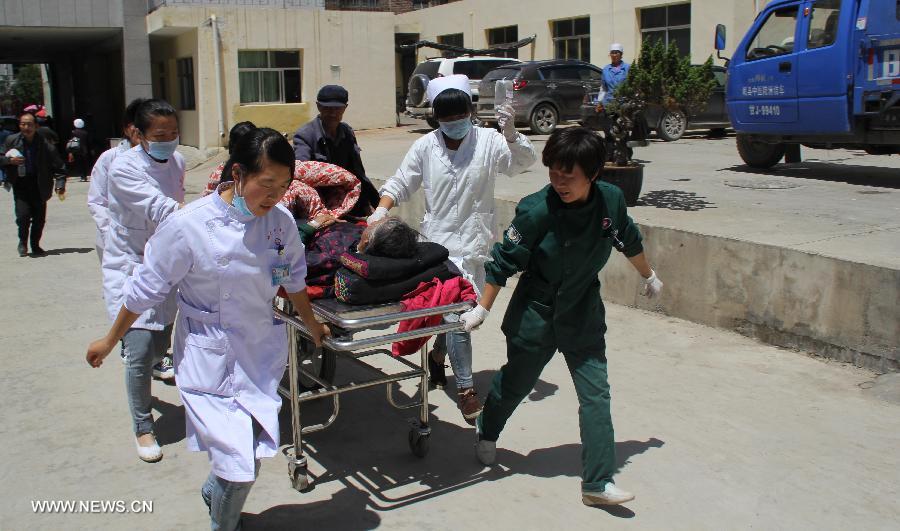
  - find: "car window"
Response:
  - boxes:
[453,60,516,79]
[745,5,799,61]
[412,61,441,79]
[544,66,583,80]
[807,0,841,50]
[578,67,603,81]
[482,67,520,83]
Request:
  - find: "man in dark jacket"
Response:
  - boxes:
[67,118,92,181]
[0,111,64,256]
[292,85,380,217]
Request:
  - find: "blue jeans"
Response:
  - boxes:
[435,314,474,390]
[122,326,172,435]
[201,421,262,531]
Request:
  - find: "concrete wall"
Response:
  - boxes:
[395,0,757,65]
[372,177,900,374]
[147,6,397,149]
[150,28,201,147]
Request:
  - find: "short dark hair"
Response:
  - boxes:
[133,99,177,133]
[541,127,605,181]
[225,127,295,181]
[432,88,473,120]
[366,217,419,258]
[17,110,36,122]
[124,98,149,128]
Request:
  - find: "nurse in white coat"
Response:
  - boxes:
[86,97,146,261]
[87,128,329,531]
[368,75,536,423]
[102,99,185,461]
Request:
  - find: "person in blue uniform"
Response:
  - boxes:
[458,126,663,507]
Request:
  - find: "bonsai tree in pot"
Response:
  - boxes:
[599,38,717,205]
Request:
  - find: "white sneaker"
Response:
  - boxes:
[475,424,496,465]
[582,483,635,506]
[134,434,163,463]
[152,355,175,381]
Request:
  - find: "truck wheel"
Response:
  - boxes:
[529,104,558,135]
[657,109,687,141]
[736,134,786,169]
[425,117,439,129]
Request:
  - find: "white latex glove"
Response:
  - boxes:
[640,269,663,298]
[366,206,389,225]
[459,305,490,332]
[496,104,518,141]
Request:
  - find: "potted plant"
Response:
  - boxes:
[600,39,717,205]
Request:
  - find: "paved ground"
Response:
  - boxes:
[360,120,900,269]
[1,154,898,529]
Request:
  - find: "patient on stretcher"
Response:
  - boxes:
[357,216,419,258]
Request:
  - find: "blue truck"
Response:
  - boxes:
[715,0,899,168]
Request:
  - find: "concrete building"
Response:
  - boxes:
[0,0,761,149]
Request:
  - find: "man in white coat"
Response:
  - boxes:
[368,74,536,423]
[102,99,185,462]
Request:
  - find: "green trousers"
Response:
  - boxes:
[478,341,615,493]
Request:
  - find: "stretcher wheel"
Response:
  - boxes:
[295,333,337,392]
[408,429,430,458]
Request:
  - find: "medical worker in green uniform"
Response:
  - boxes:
[458,126,663,507]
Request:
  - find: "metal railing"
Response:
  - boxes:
[148,0,324,12]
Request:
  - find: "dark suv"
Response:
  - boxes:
[476,59,605,134]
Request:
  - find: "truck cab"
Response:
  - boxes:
[716,0,900,168]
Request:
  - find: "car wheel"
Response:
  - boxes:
[736,134,786,169]
[425,117,439,129]
[657,109,687,141]
[529,104,558,135]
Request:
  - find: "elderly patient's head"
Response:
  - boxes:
[359,216,419,258]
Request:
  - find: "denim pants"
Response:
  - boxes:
[122,325,173,435]
[435,313,474,390]
[201,421,263,531]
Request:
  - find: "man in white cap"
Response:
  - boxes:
[602,43,630,104]
[368,74,536,424]
[67,117,91,182]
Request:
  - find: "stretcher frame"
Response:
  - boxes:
[274,297,474,492]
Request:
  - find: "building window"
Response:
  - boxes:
[156,61,167,102]
[177,57,195,110]
[437,33,464,57]
[487,25,518,59]
[339,0,379,7]
[238,50,302,104]
[552,17,590,62]
[640,3,691,56]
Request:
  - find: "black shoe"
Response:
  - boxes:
[17,242,27,257]
[31,245,47,257]
[428,352,448,390]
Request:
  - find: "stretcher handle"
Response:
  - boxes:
[311,300,475,330]
[273,307,467,352]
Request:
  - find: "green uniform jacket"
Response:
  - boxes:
[484,181,643,351]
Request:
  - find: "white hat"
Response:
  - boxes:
[426,74,472,104]
[73,118,84,129]
[610,43,624,53]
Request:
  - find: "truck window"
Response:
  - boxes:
[808,0,841,49]
[745,6,799,61]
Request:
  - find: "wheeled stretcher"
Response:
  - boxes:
[274,297,474,492]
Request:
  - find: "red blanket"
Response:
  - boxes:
[392,277,476,356]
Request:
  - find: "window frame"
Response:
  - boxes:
[806,0,841,50]
[487,25,519,59]
[551,16,591,62]
[744,5,799,62]
[639,3,692,57]
[237,49,303,105]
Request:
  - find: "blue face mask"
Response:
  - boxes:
[231,181,254,217]
[145,137,179,161]
[438,117,472,140]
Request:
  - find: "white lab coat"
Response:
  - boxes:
[102,148,185,330]
[380,127,536,293]
[122,186,308,482]
[87,140,132,258]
